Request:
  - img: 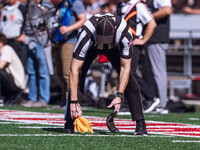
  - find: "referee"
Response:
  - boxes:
[64,12,147,135]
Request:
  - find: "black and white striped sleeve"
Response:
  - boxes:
[115,18,133,59]
[73,20,95,60]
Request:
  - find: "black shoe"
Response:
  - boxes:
[143,97,160,113]
[63,122,74,134]
[134,119,148,135]
[106,111,119,133]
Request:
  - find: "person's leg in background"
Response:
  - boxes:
[131,46,160,113]
[22,43,50,107]
[132,46,155,100]
[23,46,38,107]
[43,43,54,76]
[146,43,169,113]
[35,43,50,106]
[142,47,159,97]
[60,43,75,108]
[53,44,64,107]
[53,43,74,109]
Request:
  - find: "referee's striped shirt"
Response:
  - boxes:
[73,13,133,60]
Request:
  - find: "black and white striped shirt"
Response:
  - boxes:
[73,12,133,60]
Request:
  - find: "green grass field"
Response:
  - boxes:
[1,105,200,150]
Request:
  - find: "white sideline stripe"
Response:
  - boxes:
[18,126,109,130]
[147,115,158,117]
[2,115,64,118]
[163,132,200,134]
[147,126,199,128]
[189,118,200,120]
[19,126,63,129]
[114,126,198,128]
[149,132,200,138]
[118,112,131,115]
[0,134,173,138]
[0,122,34,124]
[150,131,200,134]
[0,119,65,126]
[172,140,200,143]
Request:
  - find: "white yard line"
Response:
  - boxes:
[172,140,200,143]
[189,118,200,120]
[0,134,173,138]
[0,122,34,124]
[19,126,63,128]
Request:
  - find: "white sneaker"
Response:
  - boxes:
[0,99,4,107]
[143,97,160,113]
[154,108,169,114]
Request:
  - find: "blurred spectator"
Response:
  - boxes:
[0,32,25,103]
[20,0,27,5]
[83,0,104,18]
[182,0,200,14]
[142,0,172,114]
[101,0,118,13]
[21,0,54,108]
[0,0,27,70]
[51,0,86,110]
[172,0,188,13]
[0,2,3,14]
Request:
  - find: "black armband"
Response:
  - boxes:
[70,100,80,104]
[116,92,124,101]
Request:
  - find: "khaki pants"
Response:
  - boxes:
[54,43,75,106]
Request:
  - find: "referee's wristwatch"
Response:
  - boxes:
[116,92,124,101]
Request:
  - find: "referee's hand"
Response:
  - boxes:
[70,103,82,119]
[107,97,121,116]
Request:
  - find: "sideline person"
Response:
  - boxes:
[51,0,86,109]
[142,0,172,114]
[0,32,25,103]
[22,0,54,108]
[0,0,27,69]
[64,12,147,135]
[117,0,159,113]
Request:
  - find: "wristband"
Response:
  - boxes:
[116,92,124,101]
[70,100,80,104]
